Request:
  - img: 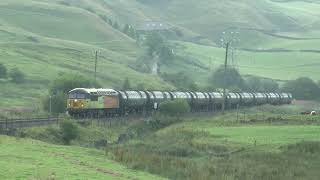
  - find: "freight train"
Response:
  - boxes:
[67,88,292,117]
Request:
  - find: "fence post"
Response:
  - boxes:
[236,104,239,122]
[5,118,8,134]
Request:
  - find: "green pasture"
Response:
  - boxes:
[0,0,320,108]
[174,41,320,83]
[0,136,166,180]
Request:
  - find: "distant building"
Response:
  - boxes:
[137,21,170,32]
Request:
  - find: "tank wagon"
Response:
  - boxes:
[67,88,292,117]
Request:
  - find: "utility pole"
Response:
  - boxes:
[94,50,98,87]
[222,42,229,114]
[49,95,52,117]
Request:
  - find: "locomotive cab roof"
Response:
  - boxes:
[69,88,119,96]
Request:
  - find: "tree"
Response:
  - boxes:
[107,19,113,26]
[211,66,244,90]
[60,119,79,145]
[0,63,7,79]
[49,74,97,95]
[43,92,67,114]
[260,79,279,92]
[145,32,165,56]
[246,76,261,92]
[122,77,131,90]
[144,32,174,64]
[122,24,130,35]
[112,21,119,30]
[10,67,25,83]
[282,77,319,100]
[159,99,190,117]
[161,72,198,91]
[128,26,136,39]
[159,45,173,64]
[43,74,99,114]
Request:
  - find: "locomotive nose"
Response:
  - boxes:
[68,99,85,108]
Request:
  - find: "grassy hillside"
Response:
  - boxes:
[0,0,320,108]
[0,0,173,107]
[164,41,320,87]
[0,136,166,179]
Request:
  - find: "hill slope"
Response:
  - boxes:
[0,0,320,108]
[0,136,166,179]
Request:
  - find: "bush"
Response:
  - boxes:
[60,119,79,145]
[10,67,25,83]
[159,99,190,117]
[42,92,67,114]
[211,66,244,90]
[282,77,319,100]
[161,72,198,91]
[0,63,7,79]
[49,73,98,95]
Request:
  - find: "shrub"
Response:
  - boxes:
[282,77,319,100]
[60,119,79,145]
[211,66,245,90]
[43,74,99,113]
[49,73,98,95]
[42,92,67,114]
[9,67,25,83]
[159,99,190,117]
[0,63,7,79]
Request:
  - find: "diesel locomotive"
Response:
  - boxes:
[67,88,292,117]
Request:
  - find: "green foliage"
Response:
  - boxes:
[159,99,190,116]
[211,66,244,90]
[282,77,320,100]
[246,76,261,92]
[161,72,198,91]
[144,32,174,63]
[260,79,279,92]
[0,63,7,79]
[123,24,130,35]
[112,21,120,30]
[42,92,67,114]
[245,76,279,92]
[49,74,97,95]
[9,67,25,83]
[134,54,153,73]
[43,74,98,113]
[60,119,79,145]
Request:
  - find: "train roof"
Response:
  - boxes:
[69,88,119,96]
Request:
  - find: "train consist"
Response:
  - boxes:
[67,88,292,117]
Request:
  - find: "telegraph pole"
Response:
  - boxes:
[222,42,229,114]
[94,50,98,87]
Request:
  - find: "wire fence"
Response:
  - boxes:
[0,117,60,131]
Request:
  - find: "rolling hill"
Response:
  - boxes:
[0,0,319,108]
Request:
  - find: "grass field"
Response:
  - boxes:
[171,41,320,85]
[11,102,320,180]
[0,0,320,108]
[0,135,166,180]
[104,103,320,179]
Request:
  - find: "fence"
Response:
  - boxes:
[0,117,60,131]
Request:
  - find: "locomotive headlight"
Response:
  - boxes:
[74,99,78,102]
